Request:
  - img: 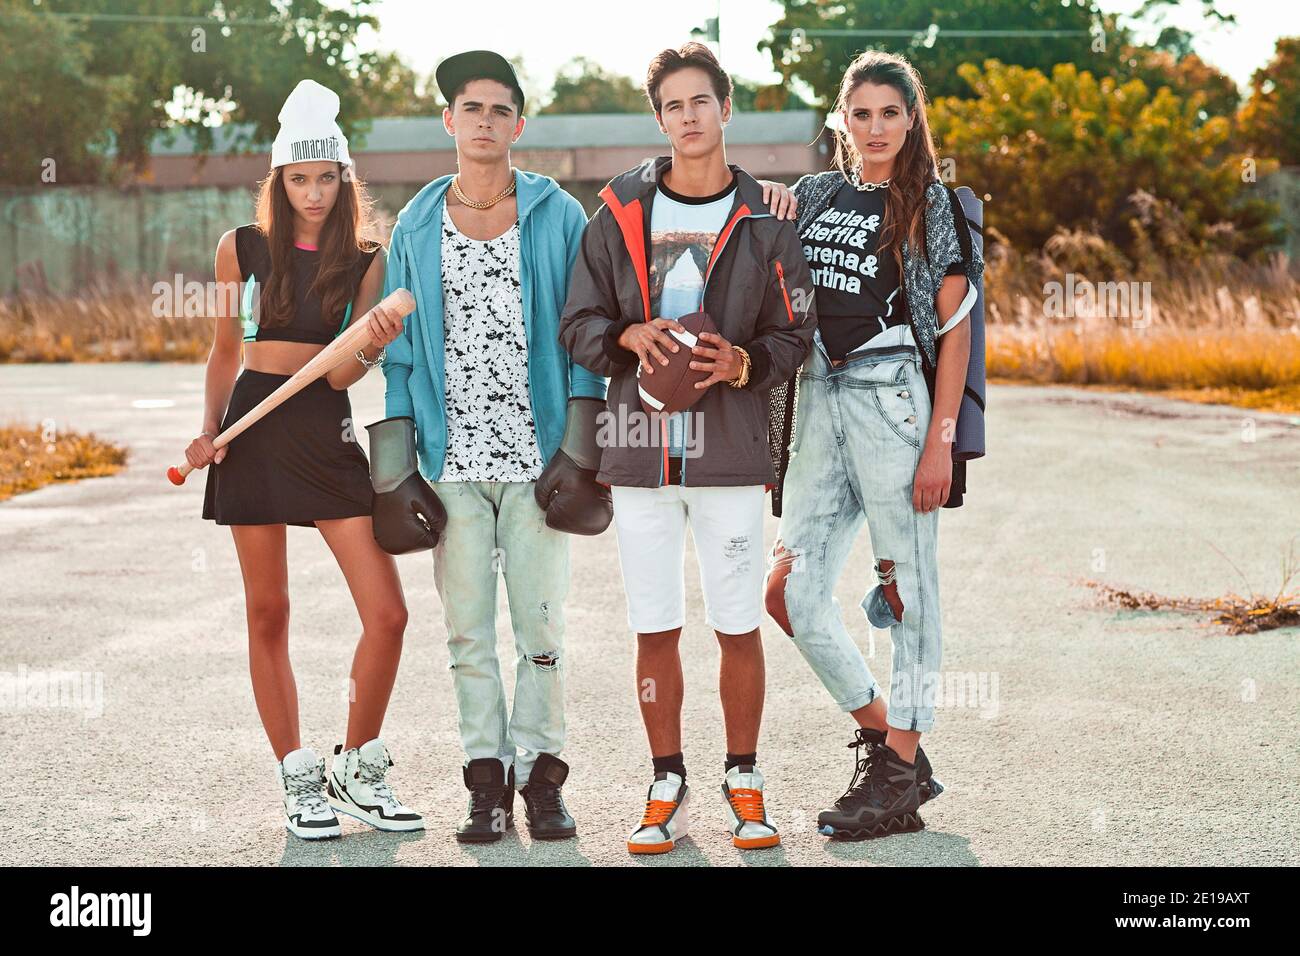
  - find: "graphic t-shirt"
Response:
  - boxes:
[439,205,545,482]
[648,172,736,474]
[802,179,965,361]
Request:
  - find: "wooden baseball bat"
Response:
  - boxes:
[167,288,416,486]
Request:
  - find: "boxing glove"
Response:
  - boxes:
[533,397,613,536]
[366,416,447,554]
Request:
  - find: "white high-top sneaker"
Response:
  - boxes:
[277,747,341,840]
[627,771,690,855]
[327,738,424,832]
[721,764,780,850]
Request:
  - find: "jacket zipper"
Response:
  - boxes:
[681,210,764,488]
[774,260,794,323]
[700,210,760,303]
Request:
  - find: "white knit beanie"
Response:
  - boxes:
[270,79,352,169]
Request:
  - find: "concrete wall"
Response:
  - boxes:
[3,110,831,294]
[1,145,816,296]
[11,160,1292,298]
[1,186,256,296]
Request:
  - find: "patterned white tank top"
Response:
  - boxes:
[439,205,544,482]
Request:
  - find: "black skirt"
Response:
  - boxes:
[202,369,374,527]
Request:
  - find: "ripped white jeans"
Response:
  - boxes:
[611,483,766,635]
[432,479,569,787]
[772,342,943,732]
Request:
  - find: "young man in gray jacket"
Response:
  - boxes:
[558,42,816,855]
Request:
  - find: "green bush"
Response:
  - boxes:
[931,60,1281,263]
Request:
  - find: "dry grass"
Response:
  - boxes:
[0,286,212,363]
[0,424,128,501]
[984,240,1300,410]
[1085,540,1300,635]
[1087,581,1300,635]
[3,248,1299,413]
[987,326,1300,389]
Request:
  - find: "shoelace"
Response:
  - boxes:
[469,786,507,814]
[356,751,399,808]
[726,787,768,824]
[528,784,564,813]
[838,732,882,806]
[284,761,330,815]
[639,798,678,827]
[853,742,915,808]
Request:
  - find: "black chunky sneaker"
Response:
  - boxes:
[839,728,945,805]
[817,740,925,840]
[456,758,515,843]
[520,753,577,840]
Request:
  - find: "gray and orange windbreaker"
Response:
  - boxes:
[558,156,817,489]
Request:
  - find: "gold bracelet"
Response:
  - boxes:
[729,346,751,388]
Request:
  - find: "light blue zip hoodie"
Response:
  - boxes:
[381,169,607,481]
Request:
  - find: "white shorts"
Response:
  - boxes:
[610,483,766,635]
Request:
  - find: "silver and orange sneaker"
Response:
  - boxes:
[627,772,690,855]
[721,764,780,850]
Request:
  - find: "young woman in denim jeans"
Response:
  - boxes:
[764,50,983,840]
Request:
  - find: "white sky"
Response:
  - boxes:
[358,0,1294,106]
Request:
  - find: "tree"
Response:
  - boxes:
[1240,37,1300,167]
[6,0,392,177]
[1117,45,1240,121]
[541,57,646,114]
[731,77,810,111]
[759,0,1118,107]
[0,2,112,184]
[930,60,1280,261]
[354,52,442,119]
[1113,8,1241,122]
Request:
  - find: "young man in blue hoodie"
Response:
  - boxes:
[378,51,611,843]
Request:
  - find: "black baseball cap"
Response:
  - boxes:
[436,50,525,115]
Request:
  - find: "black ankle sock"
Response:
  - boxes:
[725,751,757,772]
[652,752,687,780]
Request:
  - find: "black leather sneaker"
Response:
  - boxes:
[455,758,514,843]
[520,753,577,840]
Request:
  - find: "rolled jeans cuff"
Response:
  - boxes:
[837,682,883,714]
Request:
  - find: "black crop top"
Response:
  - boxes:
[235,224,379,345]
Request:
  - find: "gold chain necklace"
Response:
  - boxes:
[451,172,517,209]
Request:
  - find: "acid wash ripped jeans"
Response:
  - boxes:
[770,338,943,732]
[431,480,569,786]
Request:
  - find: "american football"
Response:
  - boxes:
[636,310,721,416]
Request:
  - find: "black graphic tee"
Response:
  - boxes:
[801,180,964,360]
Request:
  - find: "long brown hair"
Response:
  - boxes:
[831,50,939,270]
[252,165,379,329]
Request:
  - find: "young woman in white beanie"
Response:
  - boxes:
[184,79,424,840]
